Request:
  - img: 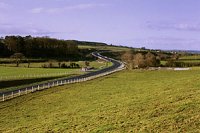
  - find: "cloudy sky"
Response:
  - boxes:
[0,0,200,50]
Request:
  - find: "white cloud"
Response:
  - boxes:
[30,8,44,14]
[65,3,107,10]
[30,3,109,14]
[146,21,200,32]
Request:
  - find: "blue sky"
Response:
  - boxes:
[0,0,200,50]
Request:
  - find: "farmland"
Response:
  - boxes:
[1,69,200,132]
[0,60,110,92]
[0,66,82,80]
[78,44,130,52]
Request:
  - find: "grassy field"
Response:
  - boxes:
[78,45,130,52]
[179,55,200,60]
[0,66,82,80]
[0,60,111,92]
[0,61,107,80]
[0,60,107,68]
[1,69,200,132]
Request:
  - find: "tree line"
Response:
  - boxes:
[0,36,80,59]
[0,36,108,60]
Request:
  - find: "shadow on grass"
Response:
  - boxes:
[0,75,76,90]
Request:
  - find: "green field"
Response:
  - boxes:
[0,66,83,82]
[1,69,200,132]
[179,55,200,60]
[0,61,108,80]
[0,60,108,68]
[0,60,111,92]
[78,45,130,52]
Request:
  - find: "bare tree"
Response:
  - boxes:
[10,53,25,67]
[145,52,157,67]
[121,50,134,70]
[133,53,145,68]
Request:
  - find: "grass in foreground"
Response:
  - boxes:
[1,69,200,132]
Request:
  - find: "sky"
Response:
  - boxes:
[0,0,200,50]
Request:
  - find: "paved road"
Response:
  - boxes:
[0,51,125,99]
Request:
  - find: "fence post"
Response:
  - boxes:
[2,94,5,101]
[32,86,34,92]
[57,81,59,86]
[12,91,14,98]
[26,88,28,94]
[38,85,40,90]
[19,90,21,96]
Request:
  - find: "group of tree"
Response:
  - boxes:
[121,51,160,69]
[0,36,79,59]
[41,62,80,68]
[0,36,110,61]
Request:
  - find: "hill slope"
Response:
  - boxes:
[1,69,200,132]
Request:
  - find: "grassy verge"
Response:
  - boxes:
[1,69,200,132]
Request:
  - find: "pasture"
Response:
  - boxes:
[0,60,110,92]
[0,66,82,80]
[179,55,200,60]
[1,69,200,132]
[78,45,130,52]
[0,61,108,80]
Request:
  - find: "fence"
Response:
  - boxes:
[0,52,125,102]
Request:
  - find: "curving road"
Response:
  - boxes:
[0,51,125,101]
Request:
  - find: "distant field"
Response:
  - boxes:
[177,60,200,63]
[0,60,108,68]
[1,69,200,132]
[0,61,108,78]
[78,45,130,52]
[0,60,111,92]
[0,66,82,80]
[179,55,200,60]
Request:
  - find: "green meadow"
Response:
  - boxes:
[0,61,108,80]
[179,55,200,60]
[0,60,110,92]
[1,69,200,132]
[0,66,81,78]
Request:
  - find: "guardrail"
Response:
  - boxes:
[0,52,125,102]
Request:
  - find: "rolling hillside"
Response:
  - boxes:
[1,69,200,132]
